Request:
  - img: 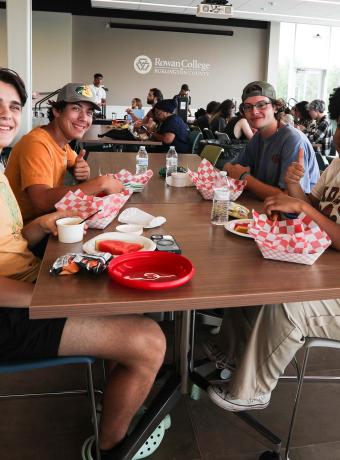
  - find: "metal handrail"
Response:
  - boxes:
[34,88,60,116]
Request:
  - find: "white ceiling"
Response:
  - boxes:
[91,0,340,26]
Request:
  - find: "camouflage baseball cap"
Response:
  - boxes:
[57,83,101,111]
[242,81,276,102]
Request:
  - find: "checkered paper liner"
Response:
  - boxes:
[249,211,331,265]
[188,159,246,201]
[55,188,132,229]
[114,169,153,186]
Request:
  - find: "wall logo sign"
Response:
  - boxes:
[134,55,211,77]
[134,55,153,74]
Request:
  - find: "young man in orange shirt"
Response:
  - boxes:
[5,83,123,222]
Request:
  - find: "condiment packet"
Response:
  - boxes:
[188,159,246,200]
[50,253,112,276]
[249,211,331,265]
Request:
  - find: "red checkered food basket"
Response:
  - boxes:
[188,159,246,201]
[249,211,331,265]
[55,188,132,229]
[114,169,153,186]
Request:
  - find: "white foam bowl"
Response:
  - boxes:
[115,224,143,235]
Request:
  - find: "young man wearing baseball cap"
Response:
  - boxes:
[223,81,319,200]
[0,68,166,460]
[206,86,340,414]
[6,83,123,222]
[306,99,333,156]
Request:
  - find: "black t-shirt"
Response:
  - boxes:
[158,114,190,153]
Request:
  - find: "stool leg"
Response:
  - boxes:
[285,347,310,460]
[87,362,101,460]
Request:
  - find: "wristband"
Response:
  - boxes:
[239,172,250,181]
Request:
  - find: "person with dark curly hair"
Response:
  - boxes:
[328,87,340,155]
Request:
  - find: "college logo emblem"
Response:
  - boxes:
[134,55,152,74]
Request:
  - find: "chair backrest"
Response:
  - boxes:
[202,128,216,140]
[188,131,203,155]
[215,131,231,145]
[200,144,224,166]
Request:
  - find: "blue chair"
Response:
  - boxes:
[0,356,101,459]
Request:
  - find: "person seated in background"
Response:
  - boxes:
[195,100,219,131]
[305,99,333,156]
[5,82,123,222]
[225,109,254,141]
[291,100,314,132]
[209,99,235,133]
[125,97,145,122]
[278,112,294,126]
[147,99,190,153]
[223,81,319,200]
[133,88,163,129]
[329,87,340,155]
[0,67,166,460]
[207,95,340,412]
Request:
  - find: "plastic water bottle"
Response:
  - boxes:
[166,146,178,182]
[211,186,231,225]
[136,146,148,175]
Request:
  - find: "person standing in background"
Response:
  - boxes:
[89,73,106,109]
[173,84,191,117]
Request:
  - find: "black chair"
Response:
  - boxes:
[202,128,216,140]
[315,152,329,172]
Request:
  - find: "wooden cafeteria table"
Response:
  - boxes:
[29,175,340,459]
[30,196,340,319]
[87,152,203,204]
[80,124,161,147]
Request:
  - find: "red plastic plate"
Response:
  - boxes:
[107,251,195,290]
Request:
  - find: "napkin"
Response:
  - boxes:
[249,211,331,265]
[114,169,153,192]
[55,188,132,229]
[118,208,166,228]
[188,159,246,201]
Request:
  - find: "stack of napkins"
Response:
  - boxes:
[188,159,246,201]
[249,211,331,265]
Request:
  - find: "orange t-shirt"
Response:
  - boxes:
[0,171,40,282]
[5,127,77,222]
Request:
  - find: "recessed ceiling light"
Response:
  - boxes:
[301,0,340,4]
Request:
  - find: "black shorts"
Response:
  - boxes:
[0,307,66,361]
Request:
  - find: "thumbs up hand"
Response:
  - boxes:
[73,149,90,181]
[285,147,305,186]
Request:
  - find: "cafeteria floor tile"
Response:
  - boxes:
[1,322,340,459]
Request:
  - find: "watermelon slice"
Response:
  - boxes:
[96,239,143,255]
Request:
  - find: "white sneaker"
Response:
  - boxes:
[208,384,271,412]
[202,341,235,370]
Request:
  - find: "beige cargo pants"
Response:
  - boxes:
[215,300,340,400]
